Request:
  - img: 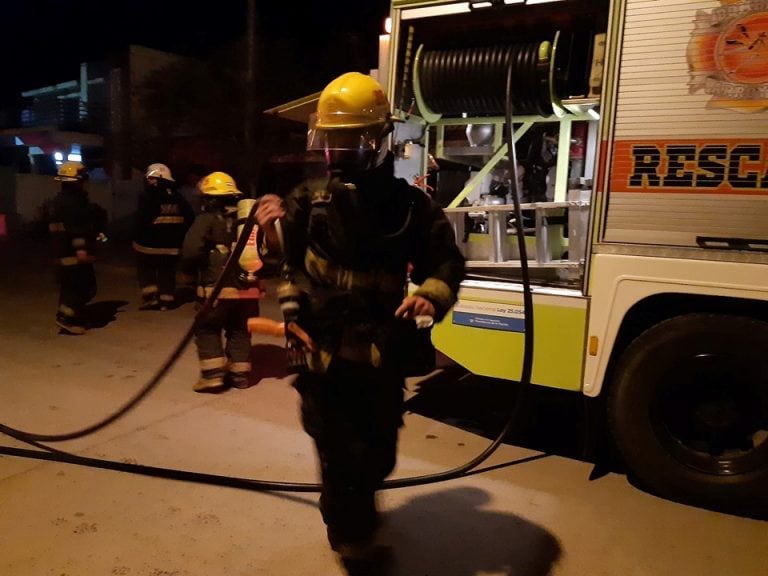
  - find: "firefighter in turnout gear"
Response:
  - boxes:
[49,161,107,335]
[255,72,466,570]
[133,163,194,310]
[180,171,263,393]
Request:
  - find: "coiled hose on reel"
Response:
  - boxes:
[417,41,554,118]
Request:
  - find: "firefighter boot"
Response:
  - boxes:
[225,371,252,390]
[193,375,227,393]
[139,287,160,310]
[328,509,390,575]
[158,294,175,311]
[55,313,87,335]
[335,542,394,576]
[139,298,160,311]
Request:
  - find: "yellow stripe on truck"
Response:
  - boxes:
[432,298,588,391]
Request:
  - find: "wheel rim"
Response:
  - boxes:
[651,352,768,475]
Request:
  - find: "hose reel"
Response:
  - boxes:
[413,34,567,122]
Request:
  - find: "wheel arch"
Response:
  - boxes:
[596,292,768,397]
[583,254,768,397]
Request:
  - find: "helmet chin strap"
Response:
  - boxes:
[372,138,390,167]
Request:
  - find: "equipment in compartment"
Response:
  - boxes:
[391,4,604,285]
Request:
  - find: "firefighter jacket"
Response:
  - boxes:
[180,205,262,300]
[49,185,107,266]
[133,184,194,256]
[279,152,466,373]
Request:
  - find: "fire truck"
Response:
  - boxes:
[383,0,768,514]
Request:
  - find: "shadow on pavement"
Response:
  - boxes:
[405,362,590,462]
[383,486,562,576]
[83,299,129,329]
[250,343,289,382]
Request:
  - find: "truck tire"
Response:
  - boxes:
[607,313,768,516]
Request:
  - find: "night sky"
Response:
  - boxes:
[0,0,390,106]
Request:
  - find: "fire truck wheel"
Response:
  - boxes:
[607,313,768,517]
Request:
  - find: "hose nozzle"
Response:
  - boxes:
[277,278,308,374]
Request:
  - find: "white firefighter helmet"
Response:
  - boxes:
[145,163,174,182]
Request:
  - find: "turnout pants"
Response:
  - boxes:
[136,252,179,307]
[194,298,260,386]
[57,263,97,324]
[295,359,405,549]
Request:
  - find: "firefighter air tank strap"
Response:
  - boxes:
[304,247,405,294]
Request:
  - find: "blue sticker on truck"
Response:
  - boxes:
[452,301,525,332]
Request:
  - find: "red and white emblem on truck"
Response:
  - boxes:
[688,0,768,112]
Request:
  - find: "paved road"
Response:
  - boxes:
[0,235,766,576]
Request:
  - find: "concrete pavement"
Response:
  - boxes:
[0,236,766,576]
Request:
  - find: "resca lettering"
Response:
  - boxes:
[628,143,766,191]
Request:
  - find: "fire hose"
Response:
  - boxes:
[0,62,538,492]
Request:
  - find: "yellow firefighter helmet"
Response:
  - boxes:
[314,72,395,130]
[54,161,87,182]
[198,171,242,196]
[307,73,403,176]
